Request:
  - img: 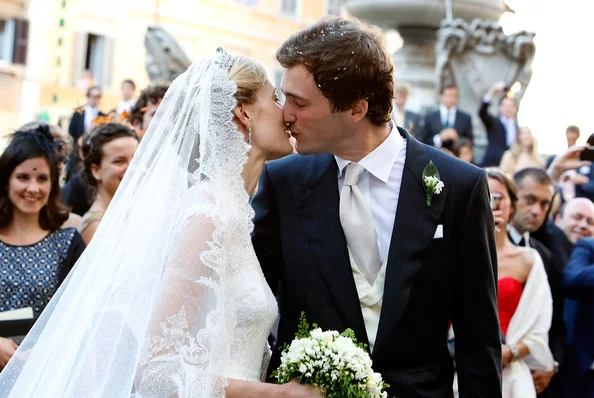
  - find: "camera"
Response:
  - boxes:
[579,146,594,162]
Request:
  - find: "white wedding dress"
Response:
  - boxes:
[136,183,279,396]
[0,48,278,398]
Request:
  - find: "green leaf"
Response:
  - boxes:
[422,161,440,207]
[422,160,440,182]
[296,311,310,339]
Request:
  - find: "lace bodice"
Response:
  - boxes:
[225,237,278,382]
[136,181,278,396]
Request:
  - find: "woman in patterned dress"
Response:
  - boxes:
[0,125,85,370]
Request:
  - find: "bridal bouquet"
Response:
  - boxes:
[273,313,389,398]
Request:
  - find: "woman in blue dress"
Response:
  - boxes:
[0,125,85,370]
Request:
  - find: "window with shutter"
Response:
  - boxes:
[12,19,29,65]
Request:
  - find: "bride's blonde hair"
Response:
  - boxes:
[229,55,268,105]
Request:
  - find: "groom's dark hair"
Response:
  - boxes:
[277,16,394,126]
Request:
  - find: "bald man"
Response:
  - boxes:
[556,198,594,245]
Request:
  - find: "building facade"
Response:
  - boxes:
[0,0,341,135]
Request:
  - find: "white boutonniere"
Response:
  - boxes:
[422,161,444,206]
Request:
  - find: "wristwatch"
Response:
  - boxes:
[510,345,520,361]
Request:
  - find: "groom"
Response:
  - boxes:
[252,17,502,397]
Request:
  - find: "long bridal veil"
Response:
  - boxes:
[0,48,250,397]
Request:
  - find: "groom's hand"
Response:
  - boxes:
[280,380,325,398]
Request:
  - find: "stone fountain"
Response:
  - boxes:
[345,0,536,162]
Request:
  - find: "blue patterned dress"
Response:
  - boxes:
[0,228,85,336]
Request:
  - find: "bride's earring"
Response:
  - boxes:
[247,125,253,151]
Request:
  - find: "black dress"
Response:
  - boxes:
[0,228,85,337]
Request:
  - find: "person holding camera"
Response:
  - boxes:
[486,168,555,397]
[480,81,519,167]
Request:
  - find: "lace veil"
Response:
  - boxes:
[0,48,250,397]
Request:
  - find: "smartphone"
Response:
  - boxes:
[580,146,594,161]
[490,192,502,210]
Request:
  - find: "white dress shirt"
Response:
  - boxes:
[439,104,457,127]
[509,225,530,248]
[84,105,100,134]
[433,104,457,147]
[335,126,407,263]
[500,116,517,147]
[116,99,136,115]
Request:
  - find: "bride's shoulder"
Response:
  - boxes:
[175,184,216,227]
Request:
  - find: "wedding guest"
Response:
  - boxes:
[480,81,519,167]
[68,86,105,141]
[565,125,580,149]
[128,83,169,136]
[391,82,419,135]
[572,133,594,203]
[79,123,139,244]
[18,122,81,229]
[420,83,473,150]
[0,125,85,368]
[510,168,566,395]
[115,79,136,115]
[452,137,473,164]
[486,168,554,397]
[562,237,594,397]
[555,198,594,246]
[500,127,545,175]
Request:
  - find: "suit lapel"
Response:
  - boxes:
[293,154,369,347]
[374,130,450,354]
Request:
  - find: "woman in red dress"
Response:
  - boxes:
[486,168,554,397]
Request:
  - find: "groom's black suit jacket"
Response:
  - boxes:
[252,128,502,397]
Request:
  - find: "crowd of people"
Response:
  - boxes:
[0,16,593,397]
[0,80,167,369]
[393,72,594,396]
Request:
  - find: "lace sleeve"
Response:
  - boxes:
[136,193,233,398]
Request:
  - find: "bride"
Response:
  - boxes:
[0,48,322,398]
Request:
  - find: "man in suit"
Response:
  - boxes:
[480,81,519,167]
[562,237,594,397]
[68,86,104,141]
[420,84,473,151]
[391,82,420,137]
[508,168,566,396]
[253,17,501,397]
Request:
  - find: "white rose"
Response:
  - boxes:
[310,328,324,341]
